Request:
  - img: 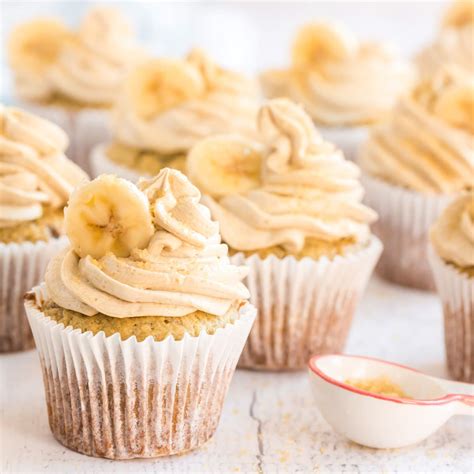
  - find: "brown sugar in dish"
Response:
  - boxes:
[344,376,411,398]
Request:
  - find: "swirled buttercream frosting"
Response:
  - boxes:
[431,192,474,268]
[359,67,474,194]
[0,105,88,228]
[111,49,260,155]
[201,98,377,253]
[260,22,413,126]
[8,7,144,105]
[45,169,250,318]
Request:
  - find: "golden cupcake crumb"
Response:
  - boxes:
[344,376,411,398]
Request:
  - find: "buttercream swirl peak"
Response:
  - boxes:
[46,169,250,318]
[0,105,88,228]
[359,67,474,194]
[201,99,377,253]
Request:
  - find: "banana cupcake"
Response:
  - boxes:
[260,22,413,160]
[192,98,382,370]
[91,49,260,181]
[0,105,88,352]
[429,192,474,382]
[358,67,473,290]
[24,169,255,459]
[417,0,474,78]
[7,6,144,172]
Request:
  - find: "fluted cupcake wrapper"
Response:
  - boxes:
[25,284,256,459]
[230,237,382,371]
[428,247,474,383]
[17,101,110,175]
[90,143,145,181]
[319,125,369,161]
[361,173,452,291]
[0,237,68,352]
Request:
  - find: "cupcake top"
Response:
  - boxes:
[199,98,377,254]
[45,169,250,318]
[417,0,474,78]
[260,22,413,126]
[8,6,144,105]
[359,67,474,194]
[430,192,474,269]
[0,105,88,229]
[111,49,260,155]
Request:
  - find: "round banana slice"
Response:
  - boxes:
[65,175,155,259]
[292,22,357,68]
[8,18,70,73]
[124,58,205,119]
[434,82,474,133]
[187,135,263,198]
[442,0,474,28]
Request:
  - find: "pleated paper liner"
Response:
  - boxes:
[0,237,67,352]
[25,284,256,459]
[361,173,451,291]
[429,247,474,383]
[231,237,382,371]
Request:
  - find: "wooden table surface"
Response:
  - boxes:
[1,276,473,473]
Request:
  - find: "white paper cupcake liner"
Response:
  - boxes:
[428,247,474,383]
[230,237,382,370]
[17,101,111,175]
[319,125,370,161]
[361,173,452,291]
[25,284,256,459]
[90,143,146,182]
[0,237,68,352]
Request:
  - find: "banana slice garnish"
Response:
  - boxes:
[124,58,205,119]
[442,0,474,28]
[64,175,155,259]
[292,22,357,68]
[187,135,263,198]
[434,82,474,133]
[8,18,70,73]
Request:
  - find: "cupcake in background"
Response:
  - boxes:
[429,192,474,382]
[358,66,473,290]
[417,0,474,78]
[260,22,413,160]
[0,105,88,352]
[190,98,382,370]
[90,49,260,181]
[24,169,255,458]
[7,6,145,172]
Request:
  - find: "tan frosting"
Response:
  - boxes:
[359,67,474,194]
[112,50,260,155]
[260,24,413,126]
[12,7,143,105]
[202,99,377,253]
[45,169,250,318]
[0,105,88,228]
[431,192,474,268]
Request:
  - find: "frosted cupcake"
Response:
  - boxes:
[417,0,474,78]
[7,6,144,172]
[192,98,382,370]
[429,192,474,382]
[0,105,88,352]
[91,49,260,181]
[260,22,413,159]
[358,67,473,290]
[24,169,255,459]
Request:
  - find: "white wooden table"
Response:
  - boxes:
[1,276,473,473]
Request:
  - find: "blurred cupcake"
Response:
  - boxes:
[7,6,144,172]
[260,22,413,159]
[193,98,382,370]
[358,67,473,290]
[417,0,474,78]
[0,105,88,352]
[429,192,474,382]
[91,49,260,181]
[24,169,255,458]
